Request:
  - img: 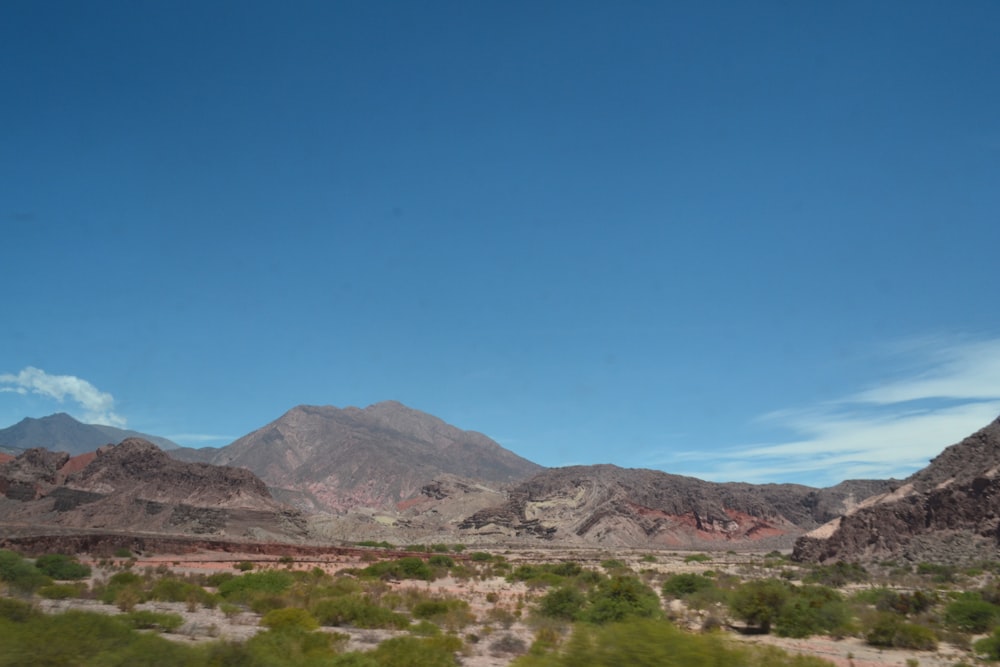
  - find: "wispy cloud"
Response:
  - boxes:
[668,335,1000,486]
[0,366,126,427]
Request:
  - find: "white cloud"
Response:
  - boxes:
[0,366,126,427]
[667,335,1000,486]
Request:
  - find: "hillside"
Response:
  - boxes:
[793,415,1000,564]
[457,464,891,550]
[0,438,307,541]
[170,402,543,513]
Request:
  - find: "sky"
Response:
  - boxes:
[2,1,999,487]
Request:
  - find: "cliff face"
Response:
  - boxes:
[0,438,308,541]
[793,416,1000,564]
[458,464,891,550]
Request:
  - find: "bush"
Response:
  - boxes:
[261,607,320,632]
[866,613,937,650]
[537,586,586,621]
[361,557,435,581]
[38,583,85,600]
[683,553,712,563]
[582,576,661,624]
[312,595,410,629]
[730,579,790,633]
[218,570,294,602]
[975,627,1000,660]
[775,586,851,638]
[366,635,462,667]
[0,549,50,593]
[34,554,91,580]
[802,561,868,587]
[121,610,184,632]
[944,595,999,633]
[662,573,714,598]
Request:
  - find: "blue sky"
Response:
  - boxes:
[2,1,999,487]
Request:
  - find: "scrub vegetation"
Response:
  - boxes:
[4,546,1000,666]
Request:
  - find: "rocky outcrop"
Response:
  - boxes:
[0,438,308,541]
[793,416,1000,564]
[458,464,890,549]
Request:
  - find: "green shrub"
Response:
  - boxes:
[537,586,586,621]
[730,579,790,633]
[944,595,999,633]
[366,635,462,667]
[261,607,320,632]
[428,554,455,568]
[312,595,410,629]
[802,561,868,587]
[866,613,937,650]
[683,553,712,563]
[0,597,40,622]
[218,569,294,602]
[582,575,661,624]
[121,610,184,632]
[0,549,51,593]
[34,554,91,580]
[662,573,714,598]
[775,586,851,638]
[38,583,85,600]
[470,551,493,562]
[975,627,1000,660]
[362,557,435,581]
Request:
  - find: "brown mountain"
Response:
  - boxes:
[793,415,1000,564]
[457,464,890,550]
[172,402,543,513]
[0,438,308,540]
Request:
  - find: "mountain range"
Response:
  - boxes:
[2,405,999,562]
[0,413,179,455]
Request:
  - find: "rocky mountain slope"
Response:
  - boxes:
[0,413,179,455]
[793,415,1000,564]
[0,438,307,540]
[170,402,542,513]
[456,464,890,549]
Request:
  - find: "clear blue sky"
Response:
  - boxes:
[3,1,999,487]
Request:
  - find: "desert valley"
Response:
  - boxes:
[3,402,1000,666]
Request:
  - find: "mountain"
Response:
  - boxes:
[0,413,180,455]
[0,438,308,540]
[793,415,1000,564]
[170,402,543,513]
[456,464,891,550]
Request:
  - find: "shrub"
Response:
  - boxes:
[866,613,937,650]
[121,610,184,632]
[34,554,91,580]
[662,573,714,598]
[582,575,661,624]
[261,607,320,632]
[38,583,85,600]
[775,586,851,638]
[730,579,790,633]
[312,595,410,629]
[366,635,462,667]
[0,549,50,593]
[428,555,455,568]
[802,561,868,587]
[537,586,586,621]
[945,595,998,633]
[361,557,434,581]
[683,553,712,563]
[218,570,294,602]
[975,627,1000,660]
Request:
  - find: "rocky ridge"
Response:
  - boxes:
[457,464,891,550]
[0,438,307,541]
[793,415,1000,564]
